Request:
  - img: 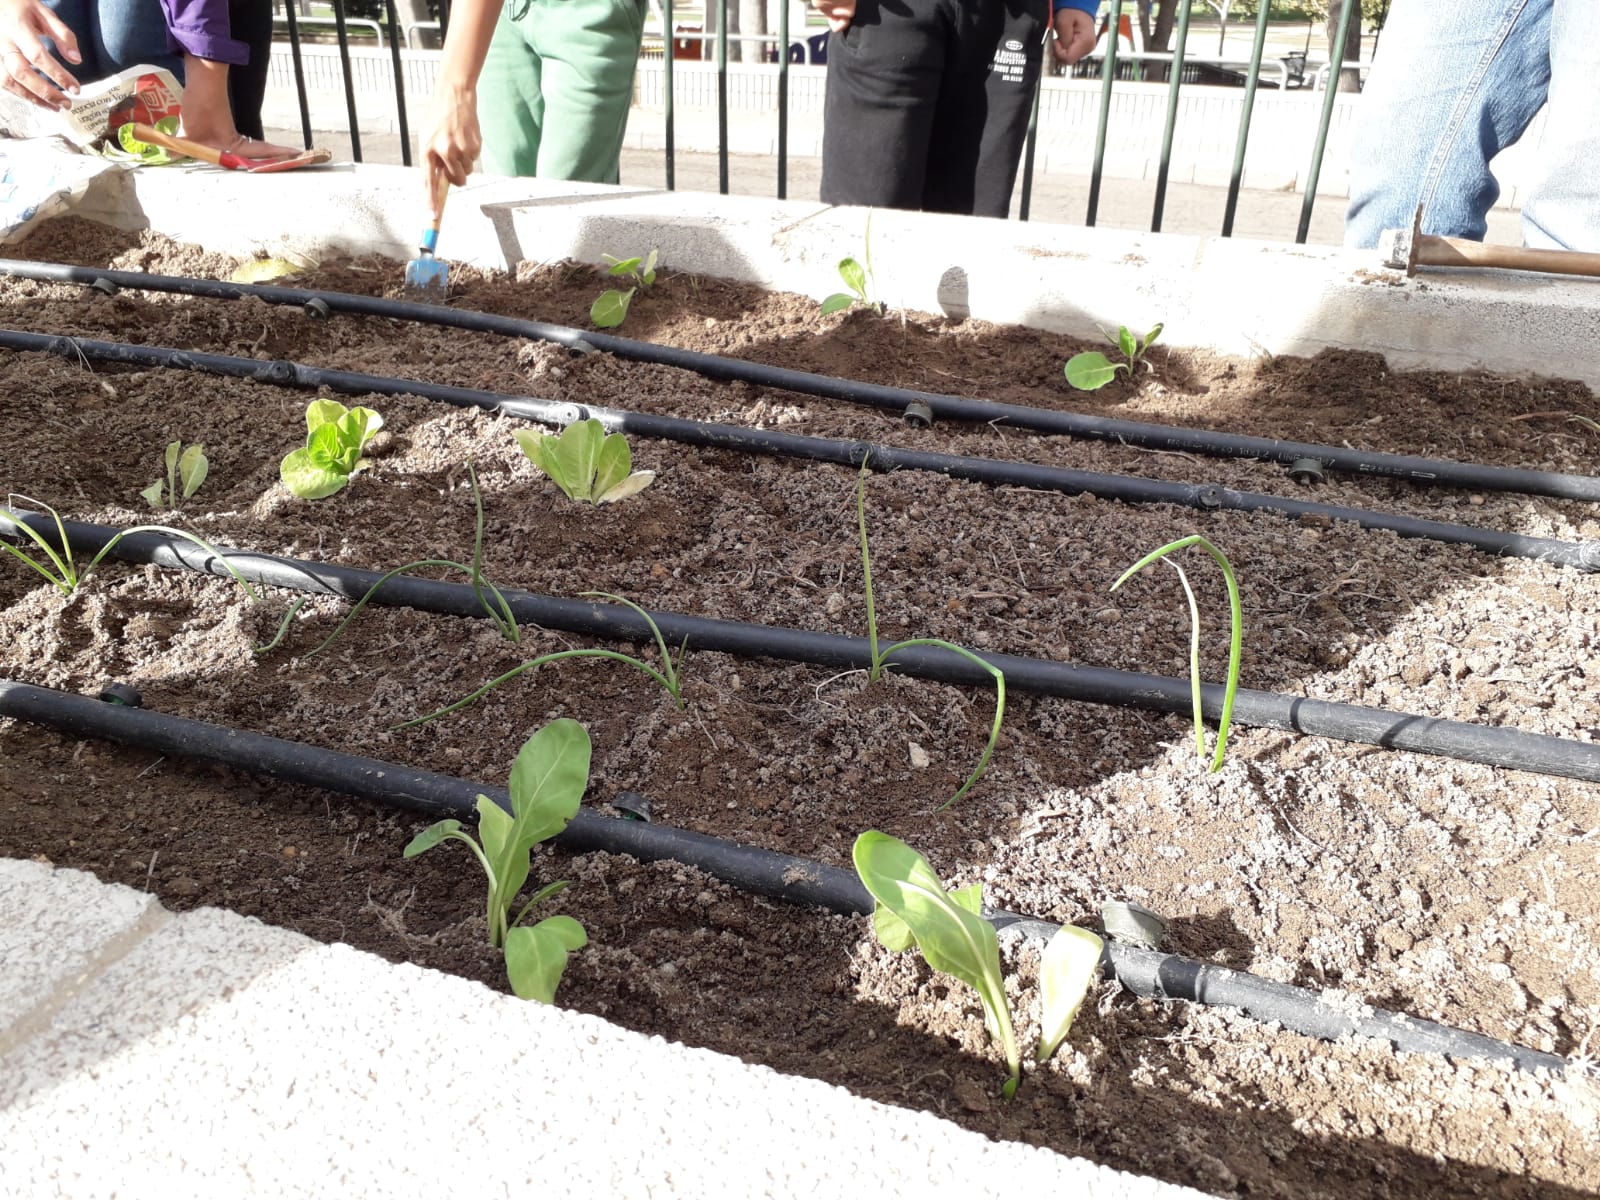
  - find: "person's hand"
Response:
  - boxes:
[813,0,854,35]
[0,0,80,110]
[422,83,480,213]
[1050,7,1096,66]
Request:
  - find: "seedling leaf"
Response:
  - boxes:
[1064,352,1125,391]
[591,287,635,328]
[1037,925,1104,1063]
[504,915,589,1002]
[1117,326,1137,360]
[820,293,857,316]
[403,819,465,857]
[838,256,868,299]
[177,443,208,498]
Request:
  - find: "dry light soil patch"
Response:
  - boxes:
[2,218,1599,1198]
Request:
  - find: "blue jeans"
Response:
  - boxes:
[43,0,183,81]
[1345,0,1600,250]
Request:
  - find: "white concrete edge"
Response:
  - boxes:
[64,158,1600,389]
[0,858,1207,1200]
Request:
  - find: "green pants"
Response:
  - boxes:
[477,0,647,184]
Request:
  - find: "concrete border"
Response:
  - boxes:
[69,158,1600,388]
[0,859,1205,1200]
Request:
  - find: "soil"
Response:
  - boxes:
[3,217,1599,1199]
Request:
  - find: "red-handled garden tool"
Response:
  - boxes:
[404,174,452,299]
[127,123,332,173]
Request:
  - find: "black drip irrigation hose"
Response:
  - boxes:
[0,678,1568,1076]
[4,257,1600,504]
[4,328,1598,574]
[17,514,1600,785]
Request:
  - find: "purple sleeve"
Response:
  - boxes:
[160,0,251,65]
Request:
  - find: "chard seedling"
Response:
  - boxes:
[853,830,1021,1097]
[516,420,655,505]
[856,460,1004,808]
[255,461,520,655]
[404,718,590,1002]
[820,212,883,316]
[1064,322,1164,391]
[0,493,259,603]
[140,440,208,509]
[280,398,384,499]
[590,249,658,328]
[1111,534,1243,772]
[104,117,180,165]
[392,592,688,730]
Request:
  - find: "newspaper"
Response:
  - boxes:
[0,65,182,244]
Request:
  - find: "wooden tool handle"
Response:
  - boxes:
[127,123,224,166]
[1417,235,1600,279]
[426,172,450,235]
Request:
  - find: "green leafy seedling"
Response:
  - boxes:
[280,398,384,500]
[853,830,1021,1097]
[392,591,687,730]
[403,718,591,1002]
[105,117,181,164]
[1,493,259,603]
[857,460,1004,809]
[140,440,208,509]
[1064,322,1164,391]
[515,419,655,505]
[821,213,883,316]
[255,461,520,655]
[1111,534,1243,772]
[590,249,658,328]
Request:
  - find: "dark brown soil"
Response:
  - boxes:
[2,217,1598,1199]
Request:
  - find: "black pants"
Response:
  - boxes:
[227,0,274,138]
[820,0,1046,218]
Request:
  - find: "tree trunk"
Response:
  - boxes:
[1326,0,1364,92]
[738,0,768,63]
[397,0,434,48]
[705,0,741,61]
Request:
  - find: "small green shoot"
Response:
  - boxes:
[853,831,1021,1097]
[0,493,259,603]
[104,117,181,164]
[821,213,883,316]
[856,460,1004,808]
[1064,322,1164,391]
[403,718,590,1002]
[515,420,655,505]
[257,461,520,655]
[590,249,658,328]
[1037,925,1104,1064]
[140,440,208,509]
[1111,534,1243,772]
[391,592,687,730]
[280,398,384,499]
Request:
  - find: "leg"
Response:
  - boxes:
[476,0,545,177]
[41,0,100,77]
[226,0,274,139]
[923,0,1045,218]
[1344,0,1551,248]
[819,0,946,210]
[524,0,646,183]
[86,0,184,76]
[1521,0,1600,250]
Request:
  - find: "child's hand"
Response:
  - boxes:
[1051,8,1096,65]
[813,0,855,35]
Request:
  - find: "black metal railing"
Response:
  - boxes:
[265,0,1356,242]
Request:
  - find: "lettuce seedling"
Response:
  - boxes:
[404,718,591,1002]
[856,460,1004,809]
[1064,322,1164,391]
[1111,534,1243,771]
[279,399,384,499]
[104,117,181,165]
[392,592,687,730]
[821,212,883,316]
[515,419,655,505]
[1,493,258,602]
[590,249,658,328]
[140,440,208,509]
[853,831,1022,1097]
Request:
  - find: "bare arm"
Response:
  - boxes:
[422,0,505,210]
[0,0,80,110]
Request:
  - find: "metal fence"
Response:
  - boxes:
[268,0,1358,243]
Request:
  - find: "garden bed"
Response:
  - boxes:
[2,216,1598,1198]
